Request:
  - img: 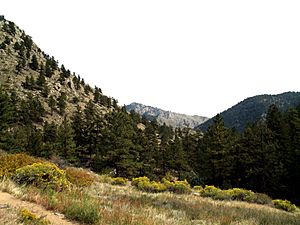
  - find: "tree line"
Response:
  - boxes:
[0,87,299,204]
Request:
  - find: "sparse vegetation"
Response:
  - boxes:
[65,167,96,187]
[19,208,50,225]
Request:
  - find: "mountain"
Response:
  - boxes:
[126,102,209,128]
[0,16,118,126]
[197,91,300,132]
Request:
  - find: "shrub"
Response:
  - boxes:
[193,185,203,192]
[0,153,41,178]
[13,162,70,191]
[19,208,50,225]
[224,188,255,201]
[247,192,273,205]
[111,177,128,186]
[273,199,297,212]
[168,180,192,194]
[97,174,113,184]
[65,167,96,187]
[131,176,150,187]
[200,185,223,198]
[63,193,101,224]
[137,181,167,193]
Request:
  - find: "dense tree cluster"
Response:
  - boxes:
[1,85,299,204]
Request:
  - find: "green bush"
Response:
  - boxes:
[111,177,128,186]
[0,153,41,178]
[13,162,70,191]
[273,199,297,212]
[247,192,273,205]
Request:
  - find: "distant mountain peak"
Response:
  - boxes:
[126,102,209,128]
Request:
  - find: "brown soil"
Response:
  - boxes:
[0,191,78,225]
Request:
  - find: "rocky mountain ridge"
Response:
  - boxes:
[126,102,209,128]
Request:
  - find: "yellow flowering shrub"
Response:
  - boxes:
[0,153,41,178]
[111,177,128,186]
[13,162,70,191]
[273,199,297,212]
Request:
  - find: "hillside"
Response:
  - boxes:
[0,16,117,126]
[1,16,300,207]
[0,153,299,225]
[126,102,208,128]
[197,92,300,132]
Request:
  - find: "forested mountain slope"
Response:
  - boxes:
[0,16,299,205]
[197,92,300,132]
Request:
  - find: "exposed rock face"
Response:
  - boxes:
[126,102,209,128]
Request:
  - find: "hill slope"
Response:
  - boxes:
[0,16,117,125]
[197,92,300,132]
[126,102,209,128]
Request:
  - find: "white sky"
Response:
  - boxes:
[1,1,300,117]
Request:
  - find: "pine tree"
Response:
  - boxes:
[57,118,77,163]
[29,54,39,70]
[42,121,58,157]
[98,110,139,177]
[199,114,236,188]
[57,92,67,115]
[48,96,56,114]
[36,69,46,87]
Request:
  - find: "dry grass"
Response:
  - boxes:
[0,205,22,225]
[0,177,24,197]
[1,176,299,225]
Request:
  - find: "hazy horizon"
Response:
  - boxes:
[2,1,300,117]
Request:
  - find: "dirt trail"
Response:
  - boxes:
[0,191,78,225]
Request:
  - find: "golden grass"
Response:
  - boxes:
[1,174,299,225]
[0,205,21,225]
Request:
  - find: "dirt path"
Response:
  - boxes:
[0,191,78,225]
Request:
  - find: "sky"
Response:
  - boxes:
[1,1,300,117]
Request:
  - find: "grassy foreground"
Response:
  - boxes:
[0,177,299,225]
[0,153,299,224]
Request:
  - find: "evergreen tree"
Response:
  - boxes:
[97,110,139,177]
[57,92,67,115]
[48,96,56,114]
[36,69,46,87]
[42,121,58,157]
[199,114,236,188]
[29,54,39,70]
[94,87,101,103]
[26,125,43,156]
[57,118,76,163]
